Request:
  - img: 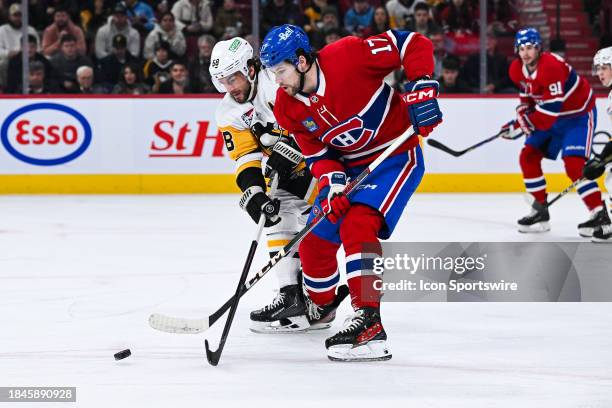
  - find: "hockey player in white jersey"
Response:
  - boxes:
[584,46,612,242]
[210,38,347,331]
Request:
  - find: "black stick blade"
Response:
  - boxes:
[205,339,220,366]
[426,138,463,157]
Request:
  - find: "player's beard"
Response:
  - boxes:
[230,83,251,104]
[280,82,300,96]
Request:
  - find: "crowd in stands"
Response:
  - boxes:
[0,0,601,94]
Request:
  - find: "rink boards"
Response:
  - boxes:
[0,95,609,194]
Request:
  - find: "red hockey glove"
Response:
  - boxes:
[515,103,535,136]
[318,172,350,224]
[499,120,524,140]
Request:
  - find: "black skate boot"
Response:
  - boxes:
[518,202,550,233]
[578,207,611,237]
[250,284,310,333]
[325,307,392,362]
[303,284,350,330]
[592,223,612,243]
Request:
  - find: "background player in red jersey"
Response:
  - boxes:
[259,24,442,361]
[499,28,609,236]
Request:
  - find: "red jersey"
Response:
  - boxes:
[509,52,594,131]
[273,30,434,180]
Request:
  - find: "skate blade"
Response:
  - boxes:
[327,340,392,362]
[592,236,612,243]
[518,221,550,233]
[250,315,311,334]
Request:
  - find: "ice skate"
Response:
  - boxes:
[250,284,310,333]
[578,207,611,237]
[518,203,550,233]
[325,307,392,362]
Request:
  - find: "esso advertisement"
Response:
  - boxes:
[1,103,92,166]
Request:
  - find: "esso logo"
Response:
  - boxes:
[1,103,92,166]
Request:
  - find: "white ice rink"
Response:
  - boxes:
[1,193,611,407]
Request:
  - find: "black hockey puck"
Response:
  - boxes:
[114,349,131,360]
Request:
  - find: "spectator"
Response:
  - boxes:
[439,0,475,34]
[213,0,243,39]
[113,62,150,94]
[6,34,52,94]
[323,27,344,46]
[344,0,374,35]
[437,55,471,93]
[362,6,391,37]
[143,12,186,59]
[310,7,347,50]
[188,34,215,93]
[81,0,111,40]
[261,0,304,36]
[50,34,93,92]
[75,65,106,93]
[386,0,426,30]
[144,40,173,91]
[41,7,87,58]
[21,61,58,94]
[171,0,214,37]
[124,0,156,33]
[461,34,514,93]
[96,34,142,90]
[158,61,194,93]
[303,0,336,34]
[430,29,454,77]
[95,3,141,59]
[0,4,40,87]
[407,2,441,38]
[42,0,80,26]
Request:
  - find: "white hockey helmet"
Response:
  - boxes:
[209,37,254,93]
[593,46,612,85]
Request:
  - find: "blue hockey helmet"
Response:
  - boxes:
[260,24,312,68]
[514,28,542,51]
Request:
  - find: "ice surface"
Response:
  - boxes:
[0,194,610,407]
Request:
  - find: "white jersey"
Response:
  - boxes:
[215,68,279,165]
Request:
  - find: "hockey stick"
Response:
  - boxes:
[526,177,585,211]
[426,131,517,157]
[149,125,416,336]
[204,172,280,366]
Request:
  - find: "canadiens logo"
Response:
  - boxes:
[321,116,374,151]
[302,117,319,132]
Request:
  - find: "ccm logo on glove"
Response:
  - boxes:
[402,88,436,103]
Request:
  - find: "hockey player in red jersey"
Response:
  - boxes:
[260,24,442,361]
[499,28,609,236]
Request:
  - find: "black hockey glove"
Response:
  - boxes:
[239,185,281,227]
[583,141,612,180]
[265,138,303,180]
